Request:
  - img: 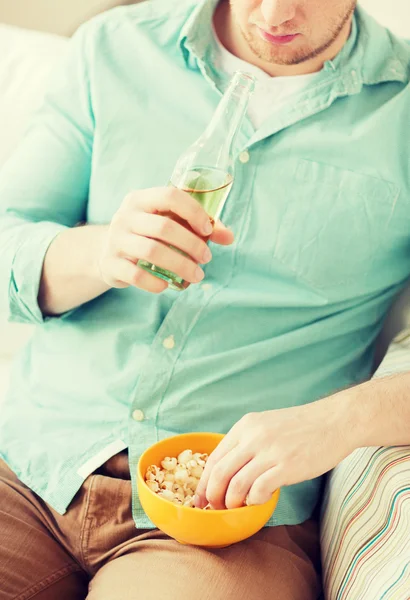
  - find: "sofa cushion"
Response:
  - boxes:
[0,25,68,167]
[321,332,410,599]
[0,26,68,361]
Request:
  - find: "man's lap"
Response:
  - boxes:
[0,458,321,599]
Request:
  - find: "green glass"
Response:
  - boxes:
[138,71,255,290]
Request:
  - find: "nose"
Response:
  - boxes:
[260,0,297,27]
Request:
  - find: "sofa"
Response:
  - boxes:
[2,6,410,599]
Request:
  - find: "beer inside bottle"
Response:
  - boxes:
[138,167,233,291]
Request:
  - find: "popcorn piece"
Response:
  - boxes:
[193,453,208,467]
[177,449,193,466]
[158,489,175,502]
[146,465,164,483]
[174,467,189,484]
[164,472,175,483]
[184,476,199,493]
[174,490,185,503]
[161,457,177,471]
[161,481,174,491]
[190,464,204,479]
[146,480,160,493]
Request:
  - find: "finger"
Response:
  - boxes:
[111,258,168,294]
[195,435,240,508]
[209,221,234,246]
[126,188,213,238]
[225,457,272,509]
[127,212,212,264]
[121,235,205,284]
[202,447,253,510]
[246,466,282,506]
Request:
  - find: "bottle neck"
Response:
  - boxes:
[201,72,255,158]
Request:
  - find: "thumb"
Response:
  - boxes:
[209,221,234,246]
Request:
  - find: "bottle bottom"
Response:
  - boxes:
[138,260,187,291]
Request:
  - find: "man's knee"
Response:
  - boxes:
[87,537,320,600]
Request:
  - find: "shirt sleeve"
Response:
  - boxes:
[0,23,95,324]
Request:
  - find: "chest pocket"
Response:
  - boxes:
[270,159,401,291]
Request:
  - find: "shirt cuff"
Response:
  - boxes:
[9,222,68,325]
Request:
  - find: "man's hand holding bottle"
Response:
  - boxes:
[98,187,234,294]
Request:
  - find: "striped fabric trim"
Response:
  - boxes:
[321,332,410,599]
[321,446,410,599]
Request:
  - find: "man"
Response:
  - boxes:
[1,0,410,598]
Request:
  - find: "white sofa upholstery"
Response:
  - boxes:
[0,26,68,397]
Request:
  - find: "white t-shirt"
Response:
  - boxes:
[212,26,321,129]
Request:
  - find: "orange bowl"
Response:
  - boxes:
[137,432,280,548]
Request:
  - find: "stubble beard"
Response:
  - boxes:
[235,0,356,66]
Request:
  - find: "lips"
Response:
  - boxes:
[257,28,300,45]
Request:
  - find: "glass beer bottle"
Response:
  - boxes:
[138,71,255,290]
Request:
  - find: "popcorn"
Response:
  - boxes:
[174,467,189,484]
[177,449,193,465]
[185,476,199,493]
[158,489,175,502]
[190,464,204,479]
[183,495,195,507]
[174,490,185,503]
[161,481,174,491]
[193,453,208,467]
[146,480,160,493]
[145,448,209,509]
[145,465,164,483]
[161,457,177,471]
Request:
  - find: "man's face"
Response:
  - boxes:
[229,0,357,66]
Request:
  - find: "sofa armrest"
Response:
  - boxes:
[321,332,410,599]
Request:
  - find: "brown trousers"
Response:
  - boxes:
[0,454,322,600]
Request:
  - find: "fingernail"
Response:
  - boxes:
[195,266,205,282]
[203,220,213,235]
[202,246,212,263]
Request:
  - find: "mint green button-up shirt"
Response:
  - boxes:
[1,0,410,528]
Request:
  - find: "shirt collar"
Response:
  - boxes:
[178,0,410,90]
[178,0,219,67]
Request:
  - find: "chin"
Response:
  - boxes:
[250,44,300,64]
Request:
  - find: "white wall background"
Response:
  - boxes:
[0,0,409,37]
[0,0,134,36]
[360,0,410,38]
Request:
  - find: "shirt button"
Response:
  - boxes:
[132,409,145,422]
[239,150,250,164]
[201,283,213,291]
[163,335,175,350]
